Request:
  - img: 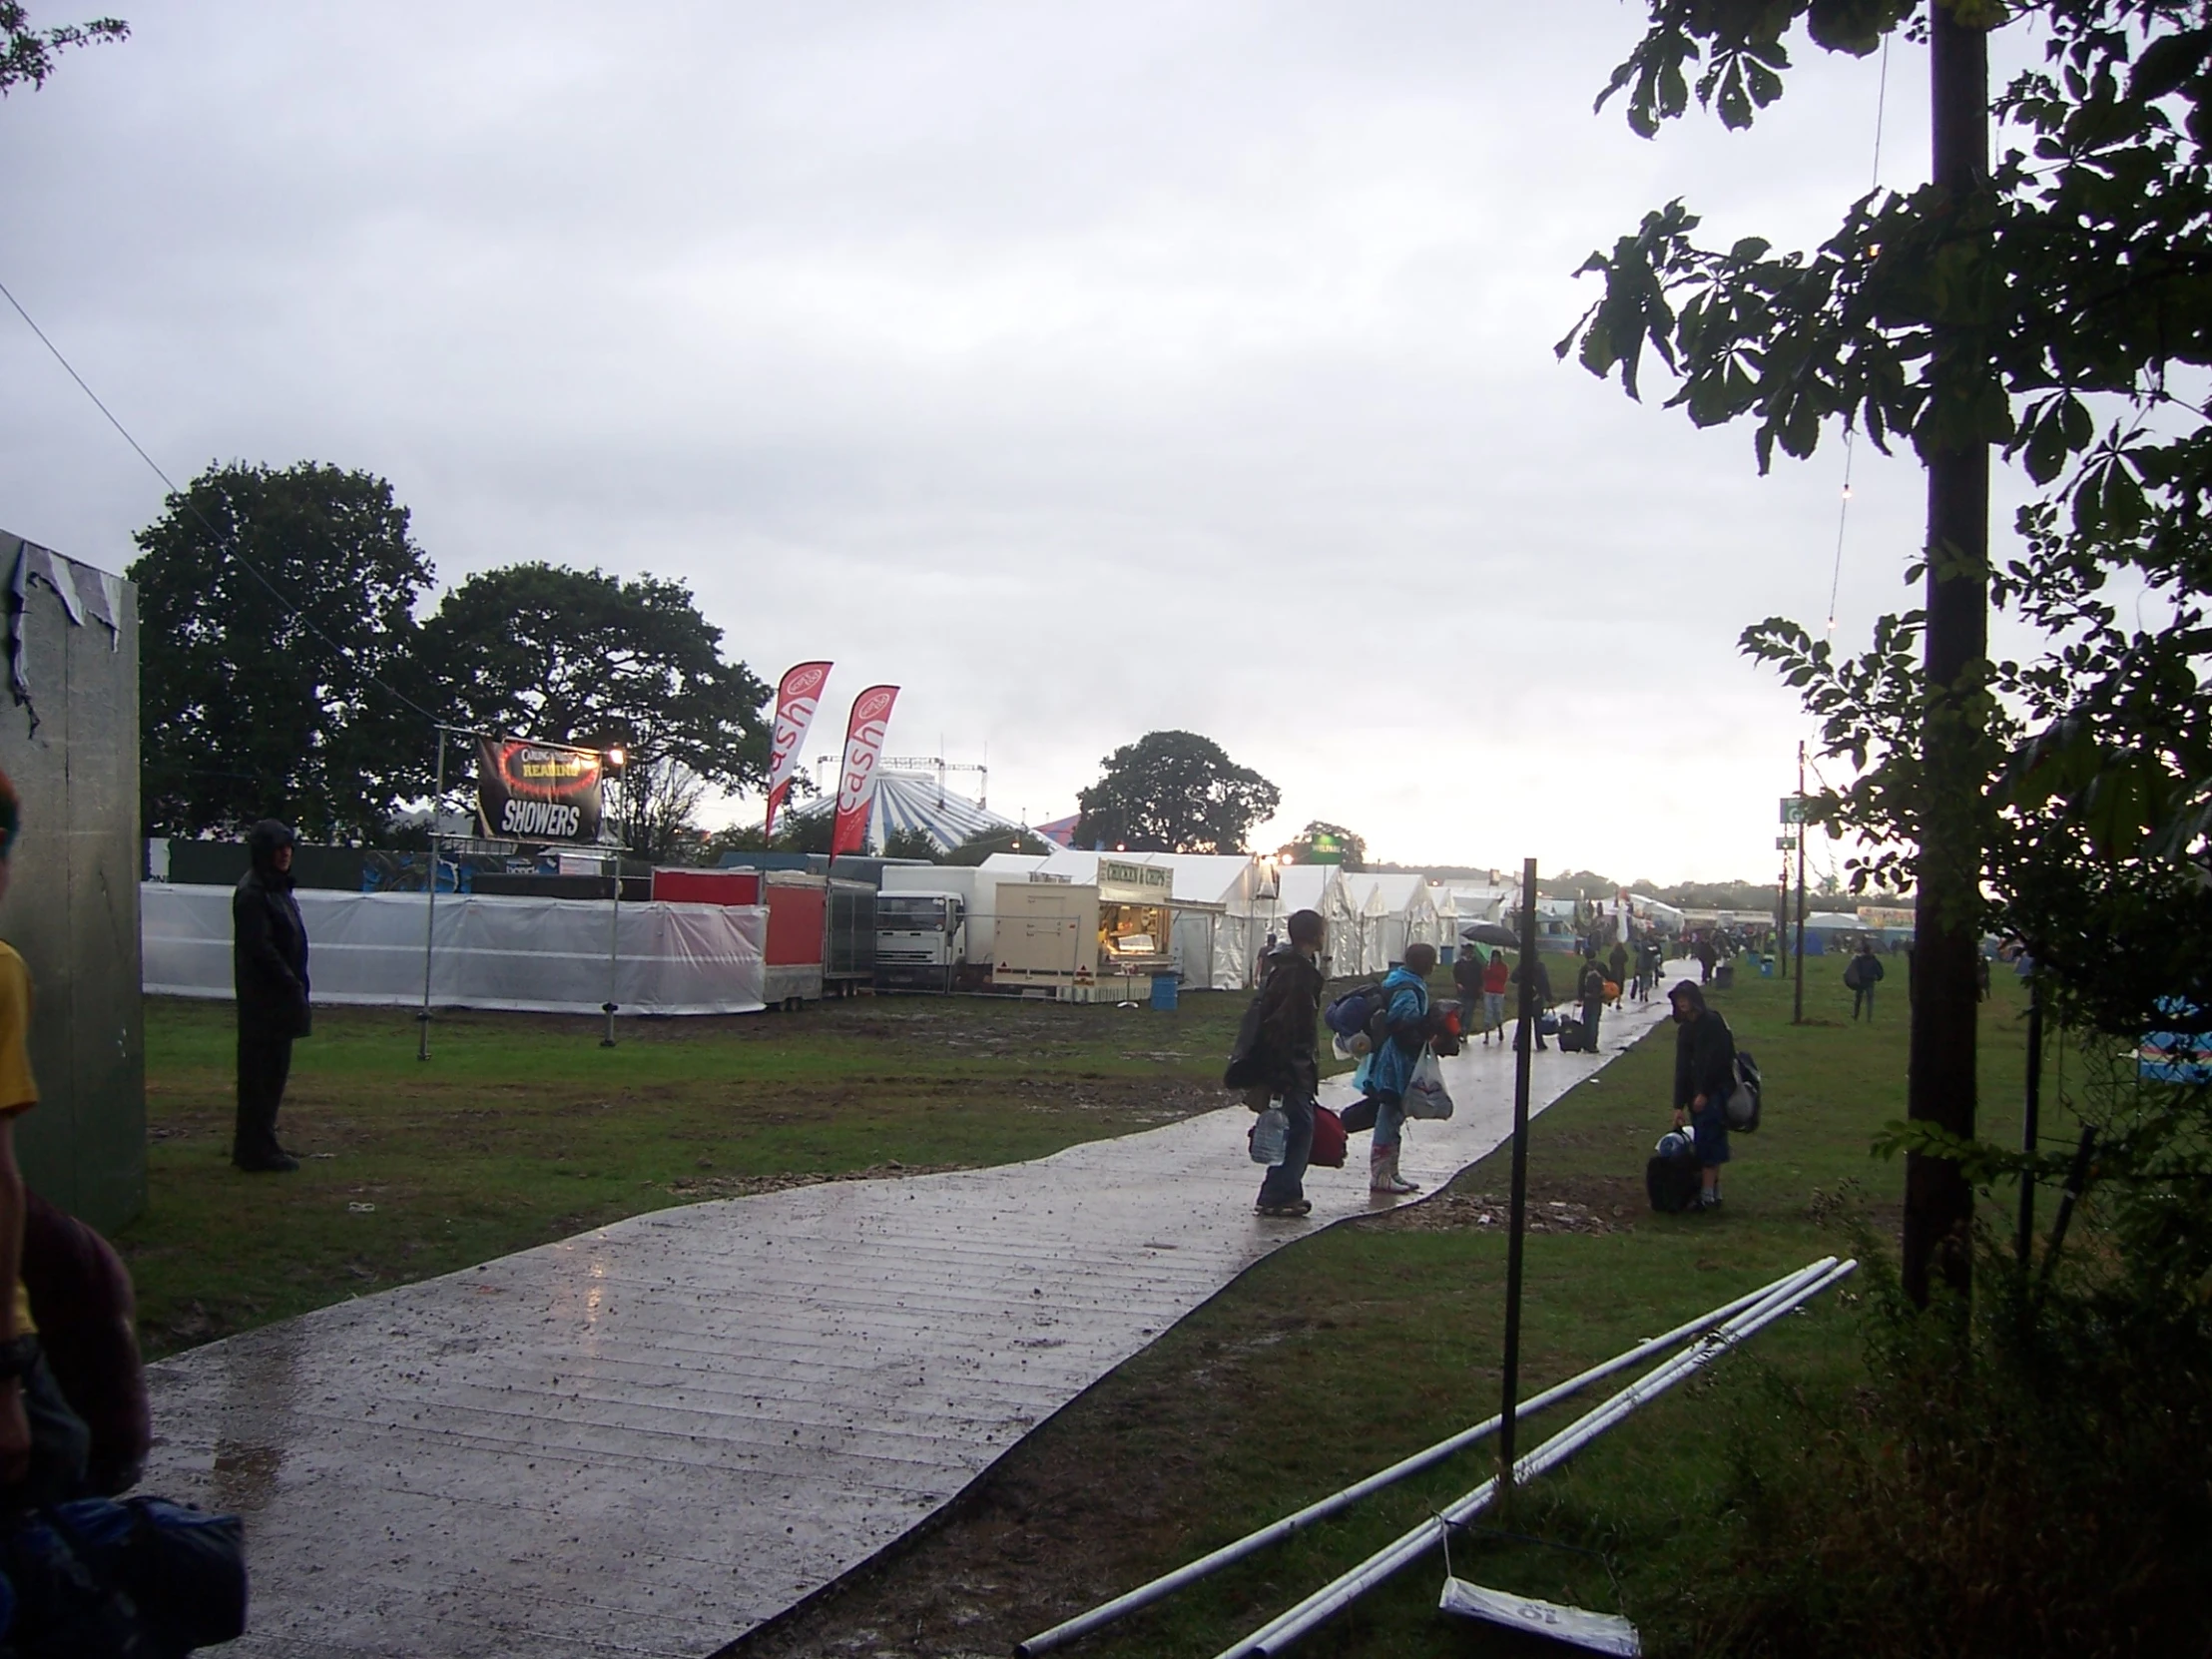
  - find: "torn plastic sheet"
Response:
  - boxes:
[6,532,123,729]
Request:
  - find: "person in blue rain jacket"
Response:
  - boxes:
[1363,943,1434,1196]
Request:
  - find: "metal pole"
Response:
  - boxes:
[602,848,621,1048]
[1498,856,1538,1508]
[2037,1125,2096,1293]
[1014,1262,1832,1658]
[2016,974,2043,1269]
[417,727,446,1062]
[1778,839,1790,978]
[1793,743,1808,1023]
[1215,1259,1860,1659]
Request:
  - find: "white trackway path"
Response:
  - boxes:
[143,984,1681,1659]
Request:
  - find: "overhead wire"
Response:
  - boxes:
[0,274,441,725]
[1823,35,1892,644]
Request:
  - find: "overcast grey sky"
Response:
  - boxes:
[1,2,2018,880]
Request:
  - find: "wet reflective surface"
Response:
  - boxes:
[144,992,1674,1657]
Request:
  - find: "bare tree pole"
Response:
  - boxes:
[1904,1,1991,1308]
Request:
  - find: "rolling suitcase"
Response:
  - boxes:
[1646,1130,1701,1214]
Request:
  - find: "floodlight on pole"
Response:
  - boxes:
[606,745,627,772]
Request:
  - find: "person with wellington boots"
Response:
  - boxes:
[1364,942,1435,1195]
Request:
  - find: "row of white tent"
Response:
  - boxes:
[974,851,1508,990]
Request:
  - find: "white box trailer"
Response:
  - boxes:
[993,881,1100,992]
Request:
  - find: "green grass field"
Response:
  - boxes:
[737,959,2047,1659]
[119,990,1255,1358]
[118,948,1595,1361]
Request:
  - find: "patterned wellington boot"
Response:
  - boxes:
[1371,1146,1419,1196]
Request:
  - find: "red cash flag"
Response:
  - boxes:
[763,661,833,836]
[830,685,899,856]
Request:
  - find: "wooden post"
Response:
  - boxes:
[1905,2,1991,1308]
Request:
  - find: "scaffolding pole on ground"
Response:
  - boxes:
[1212,1257,1860,1659]
[1012,1260,1834,1658]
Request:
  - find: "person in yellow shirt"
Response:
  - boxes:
[0,770,91,1501]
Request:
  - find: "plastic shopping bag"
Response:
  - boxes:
[1403,1050,1455,1121]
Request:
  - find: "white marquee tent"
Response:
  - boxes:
[1325,873,1444,977]
[1446,885,1510,925]
[786,772,1022,854]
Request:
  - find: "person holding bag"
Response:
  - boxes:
[1245,909,1328,1219]
[1669,979,1737,1212]
[1363,942,1437,1196]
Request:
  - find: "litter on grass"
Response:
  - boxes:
[1437,1578,1640,1657]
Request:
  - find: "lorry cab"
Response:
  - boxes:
[875,891,966,993]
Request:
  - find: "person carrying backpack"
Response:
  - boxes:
[1669,980,1736,1212]
[1578,954,1607,1051]
[1844,938,1886,1021]
[1247,909,1328,1219]
[1451,946,1483,1036]
[1510,952,1553,1050]
[1363,943,1436,1195]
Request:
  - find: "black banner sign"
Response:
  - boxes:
[476,739,604,844]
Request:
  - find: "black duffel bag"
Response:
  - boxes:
[0,1495,246,1657]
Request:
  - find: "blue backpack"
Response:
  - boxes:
[1324,984,1388,1043]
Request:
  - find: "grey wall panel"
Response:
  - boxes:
[0,536,144,1230]
[66,590,144,1228]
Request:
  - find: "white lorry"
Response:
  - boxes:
[875,866,1003,992]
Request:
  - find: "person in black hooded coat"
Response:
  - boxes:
[233,820,309,1172]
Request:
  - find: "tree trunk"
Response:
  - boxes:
[1904,4,1990,1309]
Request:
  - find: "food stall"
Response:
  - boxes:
[987,862,1221,1001]
[1090,857,1177,1000]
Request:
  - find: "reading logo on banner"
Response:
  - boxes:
[830,685,899,856]
[476,739,605,843]
[763,660,832,837]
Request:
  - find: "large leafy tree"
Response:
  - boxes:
[1569,1,2212,1300]
[943,825,1056,865]
[133,462,435,840]
[1073,731,1280,854]
[1277,821,1366,869]
[415,564,772,860]
[1,3,126,94]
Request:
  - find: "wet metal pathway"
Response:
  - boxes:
[144,990,1677,1658]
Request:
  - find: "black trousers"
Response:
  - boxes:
[0,1355,91,1511]
[235,1028,294,1163]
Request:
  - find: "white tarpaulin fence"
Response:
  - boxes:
[142,884,769,1016]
